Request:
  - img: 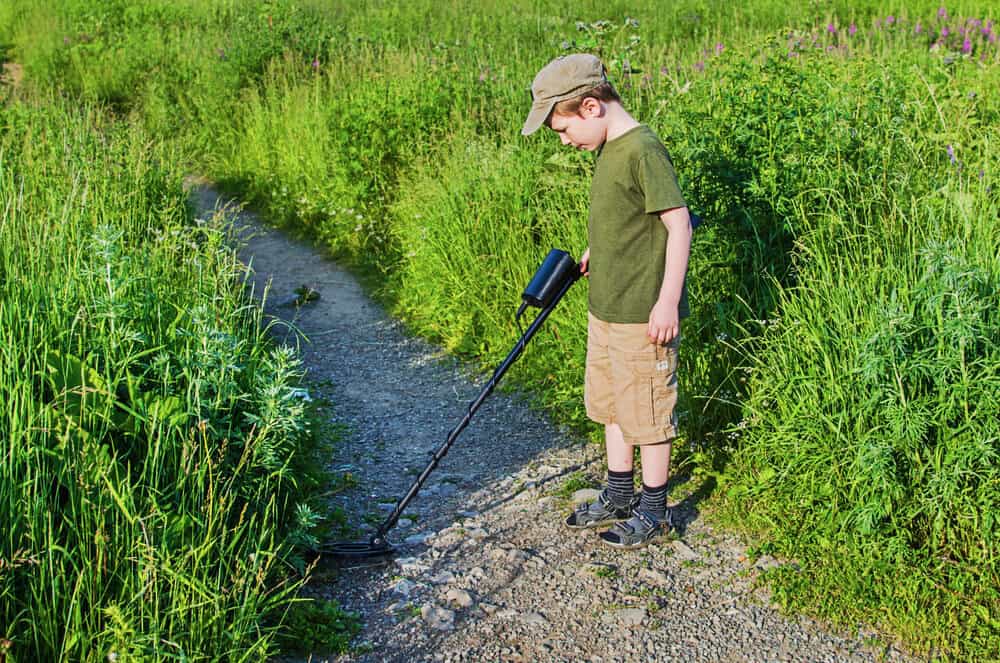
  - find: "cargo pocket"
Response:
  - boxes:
[624,350,657,428]
[651,344,679,436]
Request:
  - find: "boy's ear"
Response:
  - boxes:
[579,96,602,118]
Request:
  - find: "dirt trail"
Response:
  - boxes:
[189,183,917,663]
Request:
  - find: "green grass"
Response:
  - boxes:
[0,93,329,659]
[2,0,1000,659]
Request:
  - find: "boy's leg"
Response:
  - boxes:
[565,423,636,529]
[605,422,635,509]
[639,441,670,491]
[638,442,671,522]
[606,422,632,471]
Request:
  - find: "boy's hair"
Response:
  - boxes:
[550,82,621,118]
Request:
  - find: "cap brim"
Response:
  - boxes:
[521,99,556,136]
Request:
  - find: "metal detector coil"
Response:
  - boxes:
[318,248,581,560]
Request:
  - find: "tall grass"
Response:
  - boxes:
[3,0,1000,658]
[0,96,314,660]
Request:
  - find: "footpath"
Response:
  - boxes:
[189,184,917,663]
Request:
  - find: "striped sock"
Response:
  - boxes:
[639,482,668,522]
[606,469,634,509]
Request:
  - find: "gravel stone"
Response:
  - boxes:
[429,570,456,585]
[390,579,417,598]
[421,604,455,631]
[520,611,549,626]
[671,539,701,561]
[638,567,670,587]
[444,588,474,608]
[572,488,602,504]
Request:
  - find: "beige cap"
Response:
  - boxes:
[521,53,607,136]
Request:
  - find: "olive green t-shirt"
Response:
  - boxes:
[588,125,688,324]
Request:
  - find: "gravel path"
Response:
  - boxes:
[189,184,917,663]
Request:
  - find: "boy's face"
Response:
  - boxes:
[548,99,606,151]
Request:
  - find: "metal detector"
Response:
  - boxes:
[317,249,582,559]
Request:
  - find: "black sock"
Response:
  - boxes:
[606,469,634,508]
[639,482,668,521]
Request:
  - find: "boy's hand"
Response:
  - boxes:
[648,299,679,345]
[579,247,590,277]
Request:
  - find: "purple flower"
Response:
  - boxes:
[938,7,948,20]
[312,58,319,69]
[693,60,705,72]
[962,38,972,53]
[941,26,950,37]
[827,23,837,34]
[849,23,858,36]
[714,42,725,55]
[886,15,895,25]
[915,22,923,34]
[979,169,986,180]
[946,144,956,164]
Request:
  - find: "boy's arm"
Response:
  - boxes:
[647,206,691,344]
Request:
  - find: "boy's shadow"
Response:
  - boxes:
[666,472,717,537]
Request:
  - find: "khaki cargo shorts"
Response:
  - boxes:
[584,312,680,445]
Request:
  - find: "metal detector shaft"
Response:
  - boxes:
[372,268,581,542]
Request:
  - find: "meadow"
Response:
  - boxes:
[1,0,998,659]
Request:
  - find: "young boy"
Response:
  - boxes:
[522,54,692,549]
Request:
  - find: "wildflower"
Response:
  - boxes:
[962,37,972,53]
[938,7,948,20]
[886,15,895,25]
[915,22,923,34]
[715,42,725,55]
[941,26,950,38]
[946,144,957,164]
[827,23,836,34]
[693,60,705,72]
[979,169,986,179]
[849,23,858,36]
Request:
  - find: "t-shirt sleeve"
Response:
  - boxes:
[637,148,686,215]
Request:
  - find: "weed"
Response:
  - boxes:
[277,599,361,654]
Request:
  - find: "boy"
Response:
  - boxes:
[522,54,692,549]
